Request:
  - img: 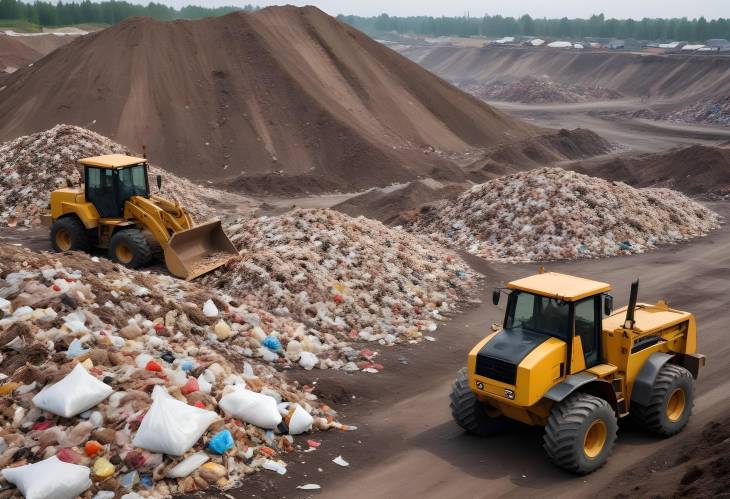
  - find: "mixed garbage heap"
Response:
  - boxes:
[633,97,730,127]
[409,167,721,262]
[201,209,478,370]
[457,77,622,104]
[0,125,227,227]
[0,244,352,498]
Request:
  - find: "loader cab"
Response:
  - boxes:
[80,155,150,218]
[499,272,612,372]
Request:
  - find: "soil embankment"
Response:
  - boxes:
[0,7,534,195]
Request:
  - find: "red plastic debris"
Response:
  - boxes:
[84,440,103,457]
[153,323,165,333]
[124,450,146,469]
[306,440,321,448]
[193,401,205,409]
[333,294,343,304]
[145,360,162,372]
[57,448,83,464]
[51,284,61,292]
[32,421,53,431]
[348,330,358,339]
[181,378,199,395]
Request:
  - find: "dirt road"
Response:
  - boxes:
[254,201,729,499]
[491,99,730,153]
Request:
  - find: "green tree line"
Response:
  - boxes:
[0,0,257,27]
[337,13,730,42]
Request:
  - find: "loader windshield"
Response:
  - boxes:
[118,164,150,203]
[506,291,571,341]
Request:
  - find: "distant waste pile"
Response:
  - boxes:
[634,95,730,126]
[457,77,622,104]
[0,244,352,498]
[0,125,238,227]
[202,209,478,368]
[409,167,721,262]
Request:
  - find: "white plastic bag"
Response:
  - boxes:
[32,364,113,418]
[286,404,314,435]
[219,386,282,429]
[2,456,91,499]
[132,386,219,456]
[166,452,210,478]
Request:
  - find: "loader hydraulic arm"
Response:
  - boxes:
[123,195,193,246]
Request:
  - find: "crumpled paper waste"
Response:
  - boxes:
[409,167,721,262]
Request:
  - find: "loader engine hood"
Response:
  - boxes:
[475,328,550,385]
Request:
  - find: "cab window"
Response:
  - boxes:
[85,167,119,217]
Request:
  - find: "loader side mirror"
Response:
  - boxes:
[492,288,501,306]
[604,294,614,316]
[156,174,162,190]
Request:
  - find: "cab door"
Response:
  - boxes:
[85,167,121,218]
[574,296,601,368]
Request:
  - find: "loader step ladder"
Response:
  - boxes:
[612,376,629,417]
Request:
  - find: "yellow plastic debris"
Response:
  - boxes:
[0,382,19,395]
[92,457,115,478]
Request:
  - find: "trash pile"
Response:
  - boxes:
[457,77,622,104]
[664,96,730,127]
[0,125,230,227]
[408,167,721,262]
[0,244,351,498]
[201,209,478,368]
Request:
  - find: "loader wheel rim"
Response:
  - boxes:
[583,419,607,458]
[666,388,686,422]
[115,243,134,264]
[55,228,72,251]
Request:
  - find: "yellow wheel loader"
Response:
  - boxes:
[42,154,237,280]
[451,272,705,474]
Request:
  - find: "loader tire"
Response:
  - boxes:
[109,229,152,269]
[631,364,694,437]
[543,393,617,475]
[450,367,514,436]
[50,217,90,252]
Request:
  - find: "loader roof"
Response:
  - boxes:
[507,272,611,301]
[79,154,147,169]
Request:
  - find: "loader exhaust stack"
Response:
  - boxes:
[624,279,639,329]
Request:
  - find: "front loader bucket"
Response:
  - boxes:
[163,220,238,280]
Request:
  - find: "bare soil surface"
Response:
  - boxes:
[0,34,40,72]
[0,6,534,196]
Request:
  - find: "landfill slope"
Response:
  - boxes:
[0,244,351,496]
[396,45,730,106]
[409,167,721,262]
[0,7,534,195]
[0,34,41,72]
[573,144,730,196]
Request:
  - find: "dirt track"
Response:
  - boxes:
[239,201,730,499]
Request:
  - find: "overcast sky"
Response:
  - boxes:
[182,1,727,19]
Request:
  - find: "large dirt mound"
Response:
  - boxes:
[0,7,533,195]
[0,125,253,227]
[0,243,348,496]
[457,76,622,104]
[333,180,465,225]
[409,167,720,262]
[467,128,613,179]
[397,45,730,106]
[201,209,478,365]
[0,34,40,72]
[574,144,730,196]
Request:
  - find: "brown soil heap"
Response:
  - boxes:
[0,34,40,72]
[574,144,730,197]
[0,7,533,195]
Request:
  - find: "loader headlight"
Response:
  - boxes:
[476,381,484,390]
[504,389,515,400]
